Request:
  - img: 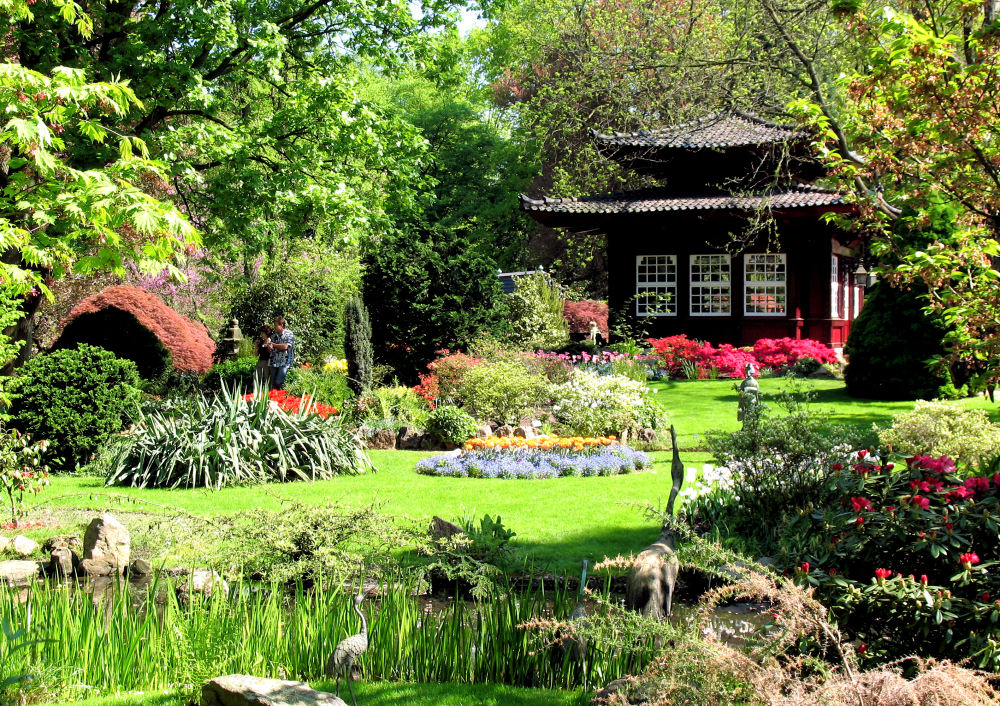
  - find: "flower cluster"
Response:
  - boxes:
[322,357,348,373]
[464,434,617,451]
[752,337,839,369]
[646,334,838,379]
[550,369,655,436]
[416,443,650,479]
[0,430,50,525]
[412,373,439,408]
[242,389,338,418]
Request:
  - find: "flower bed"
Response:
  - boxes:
[417,435,650,479]
[241,389,338,418]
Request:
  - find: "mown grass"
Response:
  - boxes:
[649,377,1000,451]
[15,379,995,574]
[41,682,589,706]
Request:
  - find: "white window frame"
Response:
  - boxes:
[689,254,731,317]
[635,255,677,317]
[743,253,787,317]
[830,255,842,319]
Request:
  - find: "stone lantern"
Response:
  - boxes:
[220,318,243,361]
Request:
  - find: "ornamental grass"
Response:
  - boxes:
[417,435,650,479]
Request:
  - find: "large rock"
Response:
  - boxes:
[495,424,515,438]
[80,558,116,577]
[83,514,130,575]
[43,534,82,553]
[396,425,423,450]
[429,516,465,543]
[50,548,76,577]
[12,535,38,556]
[201,674,347,706]
[514,425,534,439]
[365,428,396,450]
[177,569,229,601]
[475,425,493,440]
[0,560,44,585]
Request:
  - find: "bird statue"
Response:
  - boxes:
[566,559,589,662]
[326,592,369,706]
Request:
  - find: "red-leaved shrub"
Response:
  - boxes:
[754,337,839,369]
[428,350,484,399]
[58,285,215,374]
[563,300,609,337]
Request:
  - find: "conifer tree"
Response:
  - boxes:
[344,295,373,396]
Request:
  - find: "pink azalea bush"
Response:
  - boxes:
[753,337,839,369]
[647,334,837,379]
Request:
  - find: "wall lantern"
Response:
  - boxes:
[854,263,876,288]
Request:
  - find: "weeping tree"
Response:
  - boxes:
[344,294,373,395]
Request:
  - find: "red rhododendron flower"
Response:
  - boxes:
[851,496,872,512]
[800,562,810,573]
[856,516,865,526]
[911,495,930,510]
[959,552,980,567]
[874,568,892,579]
[920,575,928,585]
[983,593,991,601]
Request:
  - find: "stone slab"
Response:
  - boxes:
[201,674,347,706]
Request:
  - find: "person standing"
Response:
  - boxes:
[254,325,273,387]
[267,316,295,390]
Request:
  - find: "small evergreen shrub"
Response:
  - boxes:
[425,405,480,446]
[452,359,549,425]
[204,357,257,391]
[344,295,373,395]
[844,281,950,400]
[11,345,140,469]
[876,400,1000,465]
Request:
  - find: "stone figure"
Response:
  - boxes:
[737,362,759,425]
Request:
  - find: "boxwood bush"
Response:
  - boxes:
[11,345,140,469]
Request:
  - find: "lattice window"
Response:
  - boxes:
[744,253,787,315]
[690,254,731,316]
[635,255,677,316]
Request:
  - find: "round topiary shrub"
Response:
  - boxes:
[425,405,480,447]
[11,345,140,469]
[844,282,950,400]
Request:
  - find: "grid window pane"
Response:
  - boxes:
[690,255,731,315]
[636,255,676,316]
[744,254,787,315]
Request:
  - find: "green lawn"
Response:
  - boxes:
[40,682,588,706]
[650,377,1000,451]
[17,379,998,575]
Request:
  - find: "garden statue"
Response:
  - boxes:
[588,320,599,343]
[326,591,369,706]
[737,362,759,426]
[626,426,684,620]
[220,318,243,361]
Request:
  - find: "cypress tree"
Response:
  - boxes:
[344,294,373,395]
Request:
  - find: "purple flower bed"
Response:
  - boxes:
[415,445,651,479]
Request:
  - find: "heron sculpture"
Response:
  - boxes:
[326,592,369,706]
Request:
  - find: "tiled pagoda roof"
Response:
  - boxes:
[519,184,846,215]
[591,112,810,151]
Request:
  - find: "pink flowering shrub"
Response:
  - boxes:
[646,335,703,376]
[562,299,609,337]
[648,334,836,379]
[753,337,838,369]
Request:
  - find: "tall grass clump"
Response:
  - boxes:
[0,577,653,701]
[104,383,371,489]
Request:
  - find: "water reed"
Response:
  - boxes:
[0,576,655,699]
